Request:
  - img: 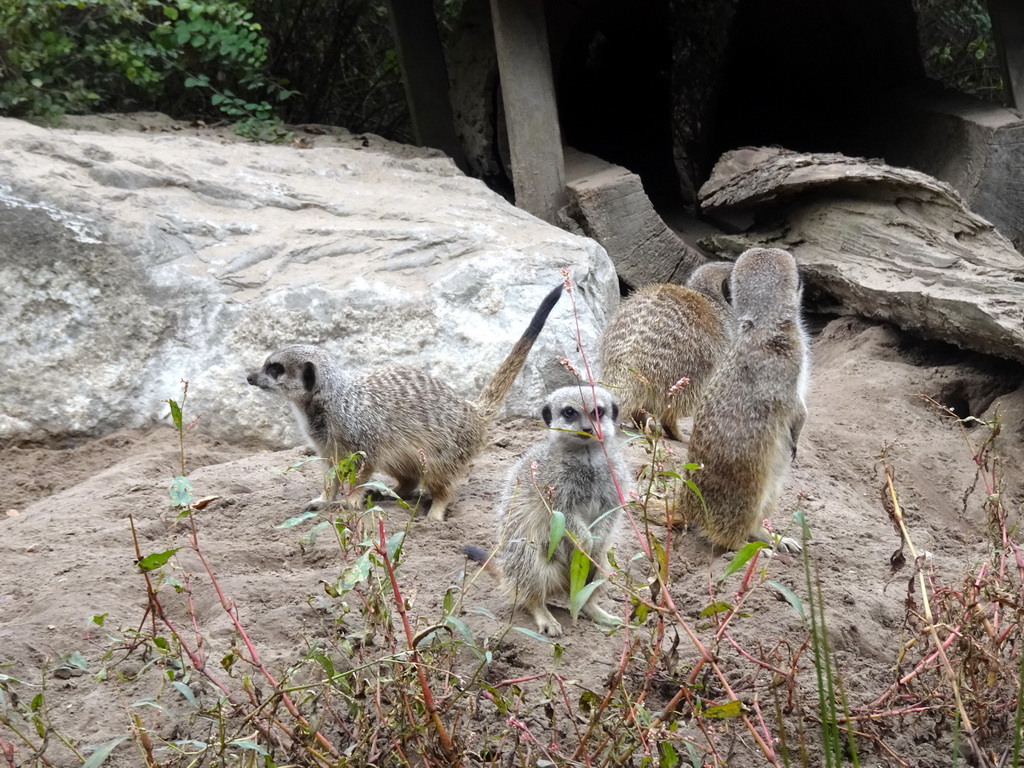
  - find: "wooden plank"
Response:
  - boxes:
[988,0,1024,112]
[489,0,566,223]
[384,0,468,171]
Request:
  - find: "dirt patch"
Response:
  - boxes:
[2,315,1022,767]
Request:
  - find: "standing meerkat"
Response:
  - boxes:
[246,284,563,521]
[469,385,629,637]
[680,248,809,553]
[597,262,734,440]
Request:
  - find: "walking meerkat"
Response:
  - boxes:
[680,248,809,554]
[246,284,563,521]
[468,385,629,637]
[597,262,734,440]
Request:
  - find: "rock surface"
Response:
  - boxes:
[699,146,1024,363]
[0,114,617,446]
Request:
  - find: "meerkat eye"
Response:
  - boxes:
[561,406,577,420]
[595,407,606,419]
[266,362,285,379]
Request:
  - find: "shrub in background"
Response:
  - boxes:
[0,0,292,137]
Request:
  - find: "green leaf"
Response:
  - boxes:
[718,540,766,582]
[169,476,193,507]
[360,479,399,499]
[300,520,330,547]
[163,6,179,20]
[568,547,590,618]
[767,580,805,619]
[137,548,181,572]
[547,510,565,561]
[443,615,476,647]
[152,637,170,652]
[512,626,554,643]
[275,511,318,529]
[229,739,268,756]
[171,681,197,708]
[659,741,680,768]
[699,601,734,617]
[442,586,455,615]
[386,531,405,564]
[82,735,129,768]
[168,399,182,430]
[61,651,88,671]
[703,700,744,719]
[336,551,371,592]
[89,613,107,627]
[570,579,605,619]
[30,78,43,88]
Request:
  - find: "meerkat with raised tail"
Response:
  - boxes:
[468,385,628,637]
[247,284,563,521]
[597,261,734,440]
[680,248,809,553]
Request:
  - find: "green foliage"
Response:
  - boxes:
[0,0,292,136]
[246,0,412,140]
[915,0,1003,100]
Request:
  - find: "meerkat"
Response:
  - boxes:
[597,262,734,441]
[246,284,563,521]
[680,247,809,554]
[468,385,629,637]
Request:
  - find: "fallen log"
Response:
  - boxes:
[698,147,1024,363]
[564,148,707,287]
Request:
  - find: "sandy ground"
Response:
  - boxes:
[2,309,1023,767]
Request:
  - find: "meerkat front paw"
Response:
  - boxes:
[305,496,330,512]
[531,605,564,637]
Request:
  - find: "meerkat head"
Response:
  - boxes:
[730,248,801,324]
[686,261,734,306]
[246,344,330,403]
[541,385,620,443]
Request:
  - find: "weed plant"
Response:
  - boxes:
[1,284,1021,767]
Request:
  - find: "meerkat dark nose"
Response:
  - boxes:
[246,372,258,385]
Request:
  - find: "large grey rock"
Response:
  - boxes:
[0,115,618,447]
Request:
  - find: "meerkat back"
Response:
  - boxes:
[682,248,808,553]
[598,274,732,440]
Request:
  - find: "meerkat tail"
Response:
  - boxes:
[462,545,500,578]
[475,283,563,418]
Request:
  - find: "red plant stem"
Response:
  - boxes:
[724,631,795,679]
[185,534,341,759]
[869,628,960,708]
[375,519,460,765]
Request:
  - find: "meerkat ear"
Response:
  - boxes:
[302,361,317,392]
[542,404,553,426]
[611,402,619,422]
[721,277,732,304]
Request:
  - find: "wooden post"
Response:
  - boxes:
[384,0,469,171]
[490,0,567,223]
[988,0,1024,112]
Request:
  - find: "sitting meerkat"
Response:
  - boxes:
[680,248,809,554]
[597,261,734,440]
[469,385,629,637]
[246,284,562,521]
